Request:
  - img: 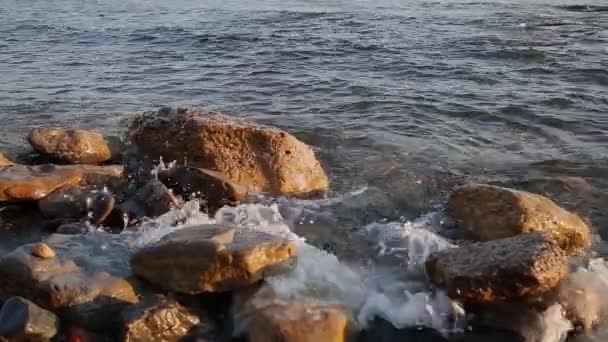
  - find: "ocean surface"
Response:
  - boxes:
[1,0,608,339]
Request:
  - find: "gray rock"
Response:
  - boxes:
[0,296,59,341]
[134,180,179,217]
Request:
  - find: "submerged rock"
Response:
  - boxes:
[131,224,296,294]
[0,165,83,203]
[425,232,568,304]
[0,296,60,341]
[121,295,204,342]
[240,301,350,342]
[447,184,591,255]
[158,166,246,212]
[129,107,328,196]
[28,128,112,164]
[0,153,13,167]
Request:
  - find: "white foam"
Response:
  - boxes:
[540,304,573,342]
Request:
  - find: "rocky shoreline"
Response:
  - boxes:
[0,107,605,341]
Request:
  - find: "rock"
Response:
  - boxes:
[28,128,112,164]
[55,222,87,234]
[425,232,568,304]
[121,295,203,342]
[0,243,138,311]
[447,184,591,255]
[129,107,328,196]
[0,296,59,341]
[0,165,83,203]
[87,190,115,225]
[65,164,124,187]
[38,186,88,219]
[131,224,296,293]
[158,166,246,212]
[31,243,55,259]
[557,269,608,331]
[240,301,349,342]
[103,200,147,231]
[134,180,179,217]
[0,153,13,167]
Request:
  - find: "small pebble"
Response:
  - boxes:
[31,243,55,259]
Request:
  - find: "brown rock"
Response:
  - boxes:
[131,224,296,294]
[31,243,55,259]
[0,164,83,203]
[241,301,349,342]
[64,164,124,187]
[28,128,112,164]
[0,153,13,167]
[447,183,591,255]
[557,269,608,331]
[0,243,138,310]
[0,296,60,341]
[425,232,568,304]
[158,166,246,212]
[121,295,202,342]
[134,180,179,217]
[87,190,115,225]
[129,107,328,196]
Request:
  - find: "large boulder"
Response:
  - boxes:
[0,153,13,167]
[121,295,206,342]
[425,232,568,304]
[0,164,83,203]
[129,107,328,196]
[131,224,296,294]
[0,243,138,313]
[158,166,246,212]
[447,184,591,255]
[28,128,112,164]
[0,296,60,341]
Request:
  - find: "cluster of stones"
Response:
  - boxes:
[424,183,602,336]
[0,106,603,341]
[0,107,341,341]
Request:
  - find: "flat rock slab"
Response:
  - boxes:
[131,224,296,293]
[425,232,568,304]
[28,128,112,164]
[447,183,591,255]
[129,107,328,196]
[0,165,83,202]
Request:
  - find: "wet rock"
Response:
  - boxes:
[0,165,83,203]
[158,166,245,212]
[0,153,13,167]
[0,243,138,311]
[131,224,296,293]
[0,296,59,341]
[557,269,608,331]
[103,200,146,231]
[134,180,179,217]
[31,243,55,259]
[121,295,203,342]
[38,186,88,219]
[66,164,124,187]
[425,232,568,304]
[129,107,328,196]
[28,128,112,164]
[87,191,115,225]
[447,183,591,255]
[55,222,87,234]
[240,301,349,342]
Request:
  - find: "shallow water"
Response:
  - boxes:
[1,0,608,340]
